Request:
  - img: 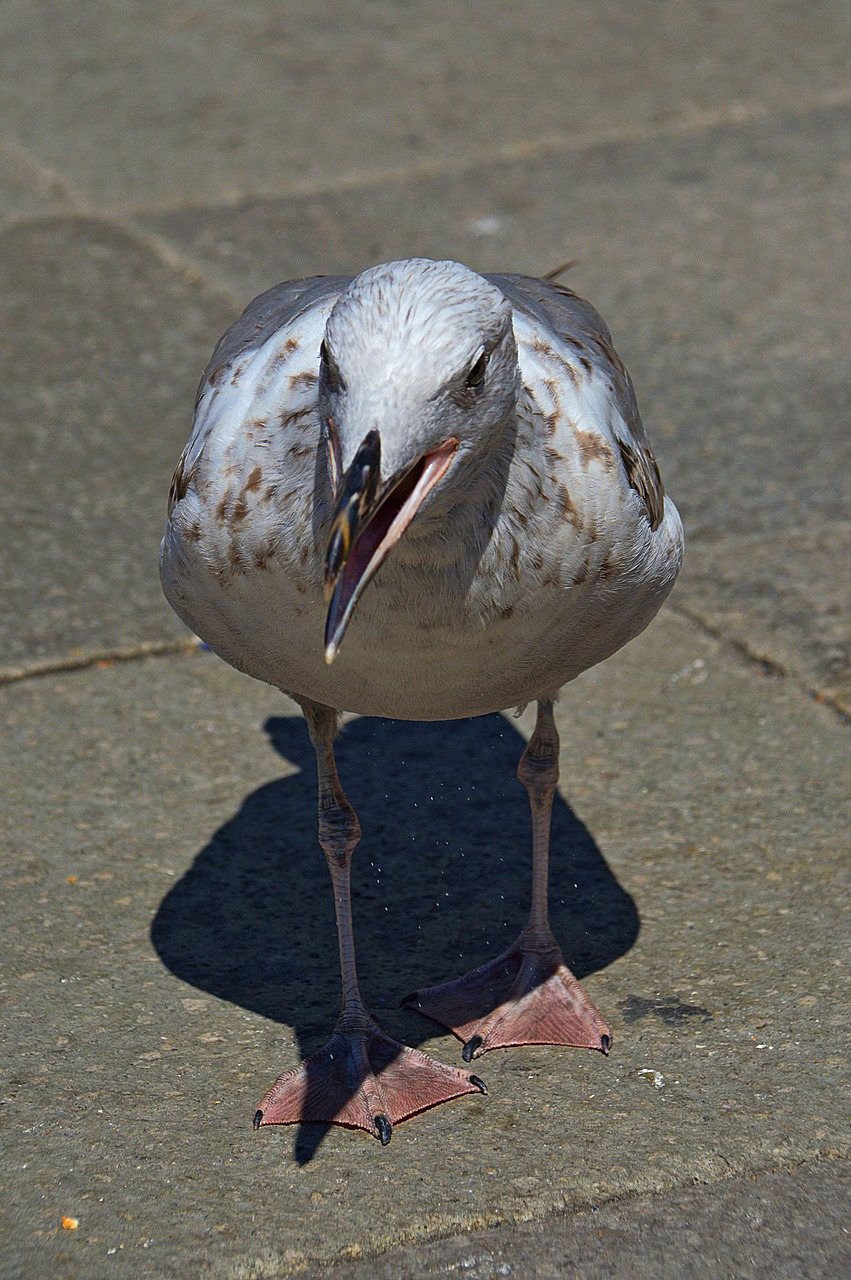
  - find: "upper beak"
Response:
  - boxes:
[323,430,458,664]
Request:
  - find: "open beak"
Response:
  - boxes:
[323,430,458,663]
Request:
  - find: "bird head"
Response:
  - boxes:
[319,259,517,663]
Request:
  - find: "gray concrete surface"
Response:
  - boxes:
[0,217,232,675]
[319,1162,851,1280]
[1,2,848,1278]
[3,622,848,1277]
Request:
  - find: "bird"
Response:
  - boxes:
[160,258,684,1145]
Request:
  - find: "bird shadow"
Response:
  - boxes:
[151,711,639,1164]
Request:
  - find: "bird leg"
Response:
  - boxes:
[403,700,611,1060]
[253,702,486,1143]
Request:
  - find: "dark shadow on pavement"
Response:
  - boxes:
[151,711,639,1164]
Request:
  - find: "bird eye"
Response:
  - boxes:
[466,351,488,389]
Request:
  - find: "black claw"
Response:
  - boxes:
[374,1113,393,1145]
[462,1034,483,1063]
[469,1074,488,1095]
[399,992,419,1009]
[252,1109,264,1130]
[600,1034,611,1053]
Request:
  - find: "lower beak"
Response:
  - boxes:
[323,433,458,663]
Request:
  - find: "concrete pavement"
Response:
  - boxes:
[1,3,848,1276]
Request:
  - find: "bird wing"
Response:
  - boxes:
[199,275,353,400]
[169,275,352,517]
[488,274,666,530]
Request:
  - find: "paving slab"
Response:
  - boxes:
[2,2,849,212]
[142,101,851,713]
[317,1159,851,1279]
[0,216,234,676]
[1,612,847,1277]
[679,522,851,715]
[0,141,77,229]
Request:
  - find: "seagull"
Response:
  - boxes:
[160,259,683,1145]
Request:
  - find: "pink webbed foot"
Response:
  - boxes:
[253,1016,487,1143]
[402,928,611,1061]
